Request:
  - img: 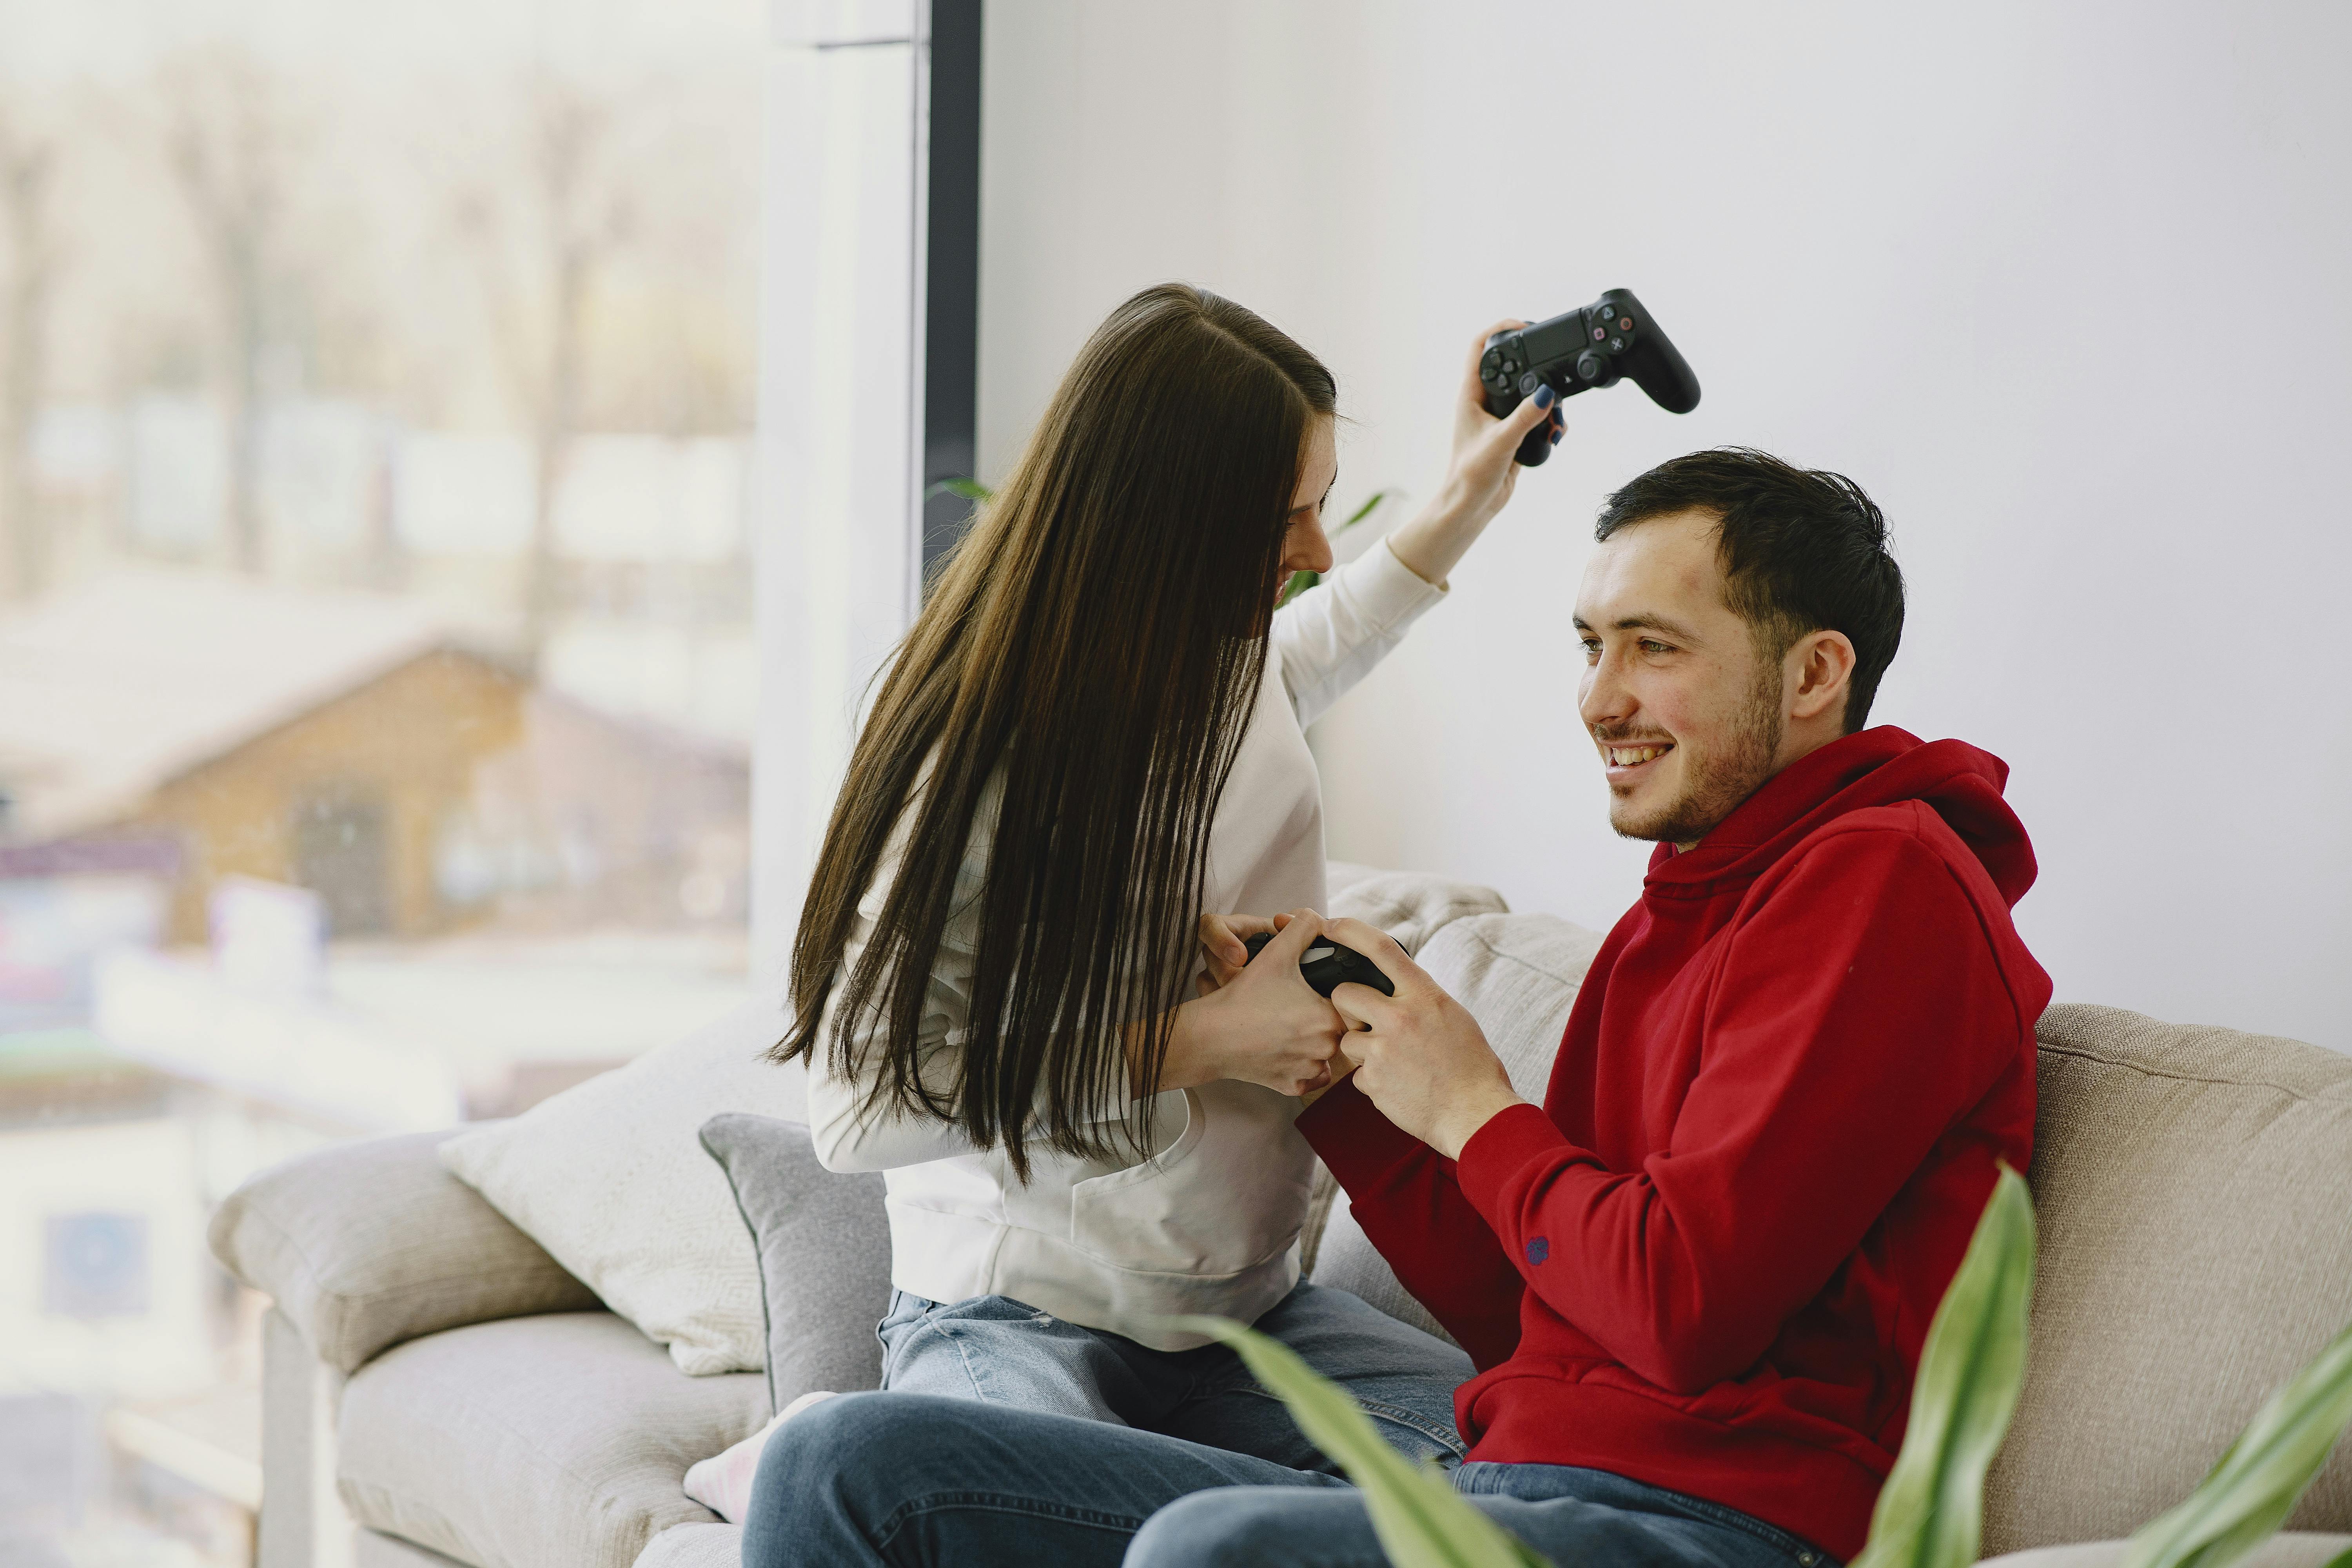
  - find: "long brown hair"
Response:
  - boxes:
[773,283,1336,1180]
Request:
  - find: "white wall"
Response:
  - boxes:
[974,0,2352,1048]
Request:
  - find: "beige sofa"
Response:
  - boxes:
[209,872,2352,1568]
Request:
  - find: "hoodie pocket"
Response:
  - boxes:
[1066,1081,1311,1278]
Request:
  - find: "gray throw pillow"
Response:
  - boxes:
[697,1114,893,1410]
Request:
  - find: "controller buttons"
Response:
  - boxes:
[1591,326,1606,342]
[1609,336,1625,351]
[1617,316,1634,332]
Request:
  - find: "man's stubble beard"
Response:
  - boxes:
[1610,655,1786,847]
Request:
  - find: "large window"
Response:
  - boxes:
[0,2,764,1559]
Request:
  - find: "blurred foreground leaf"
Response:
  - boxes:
[2121,1318,2352,1568]
[1851,1164,2036,1568]
[1169,1315,1548,1568]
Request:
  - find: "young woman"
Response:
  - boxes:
[686,283,1560,1520]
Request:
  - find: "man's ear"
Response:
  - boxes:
[1787,630,1857,725]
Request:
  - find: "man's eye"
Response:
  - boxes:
[1640,640,1673,655]
[1579,640,1601,659]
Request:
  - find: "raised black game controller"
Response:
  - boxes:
[1241,931,1396,998]
[1481,289,1701,467]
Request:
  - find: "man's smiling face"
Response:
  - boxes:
[1573,508,1786,849]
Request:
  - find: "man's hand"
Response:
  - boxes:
[1321,916,1527,1158]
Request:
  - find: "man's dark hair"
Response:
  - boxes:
[1595,447,1905,733]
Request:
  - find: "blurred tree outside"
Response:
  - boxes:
[0,3,769,1560]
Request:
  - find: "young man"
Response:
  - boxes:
[743,448,2051,1568]
[1132,447,2054,1567]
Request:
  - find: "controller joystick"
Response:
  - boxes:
[1482,288,1700,467]
[1240,931,1396,999]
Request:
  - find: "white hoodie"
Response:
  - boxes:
[806,541,1444,1350]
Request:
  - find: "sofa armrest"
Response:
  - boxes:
[211,1125,602,1374]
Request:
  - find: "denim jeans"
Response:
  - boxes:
[871,1281,1472,1471]
[738,1392,1840,1568]
[1129,1462,1842,1568]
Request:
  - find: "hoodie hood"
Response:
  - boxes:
[1644,726,2038,907]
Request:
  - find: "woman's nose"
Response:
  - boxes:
[1283,517,1334,576]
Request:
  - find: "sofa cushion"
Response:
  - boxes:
[1983,1536,2352,1568]
[698,1114,893,1410]
[633,1524,743,1568]
[337,1312,769,1568]
[1326,869,1510,957]
[439,1001,807,1376]
[1984,1004,2352,1554]
[1307,911,1604,1342]
[209,1127,600,1375]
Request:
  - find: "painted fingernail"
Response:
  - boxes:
[1533,385,1556,410]
[1550,427,1563,444]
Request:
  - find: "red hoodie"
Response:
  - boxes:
[1299,728,2051,1560]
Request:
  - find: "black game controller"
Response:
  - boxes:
[1481,289,1701,467]
[1241,931,1396,998]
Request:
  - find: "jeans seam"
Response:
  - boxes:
[1226,1384,1468,1460]
[1451,1466,1833,1566]
[870,1490,1149,1552]
[1630,1486,1832,1565]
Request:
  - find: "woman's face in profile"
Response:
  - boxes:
[1278,417,1340,591]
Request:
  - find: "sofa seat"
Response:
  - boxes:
[336,1311,769,1568]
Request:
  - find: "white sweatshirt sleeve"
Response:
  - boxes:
[1272,537,1448,728]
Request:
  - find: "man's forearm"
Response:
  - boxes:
[1297,1076,1526,1369]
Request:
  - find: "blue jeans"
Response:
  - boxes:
[738,1393,1839,1568]
[872,1281,1472,1470]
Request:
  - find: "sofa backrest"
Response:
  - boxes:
[1984,1003,2352,1554]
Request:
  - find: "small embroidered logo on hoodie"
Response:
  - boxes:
[1524,1237,1550,1265]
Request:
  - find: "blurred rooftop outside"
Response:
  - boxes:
[0,0,768,1559]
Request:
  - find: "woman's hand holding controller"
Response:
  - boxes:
[1153,909,1345,1097]
[1383,319,1565,589]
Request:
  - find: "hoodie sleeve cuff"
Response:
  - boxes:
[1296,1074,1432,1191]
[1452,1102,1575,1239]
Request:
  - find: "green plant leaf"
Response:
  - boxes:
[1168,1316,1550,1568]
[1850,1164,2036,1568]
[1277,568,1321,608]
[924,476,993,503]
[2120,1316,2352,1568]
[1340,487,1403,532]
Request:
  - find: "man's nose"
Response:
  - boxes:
[1579,650,1631,730]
